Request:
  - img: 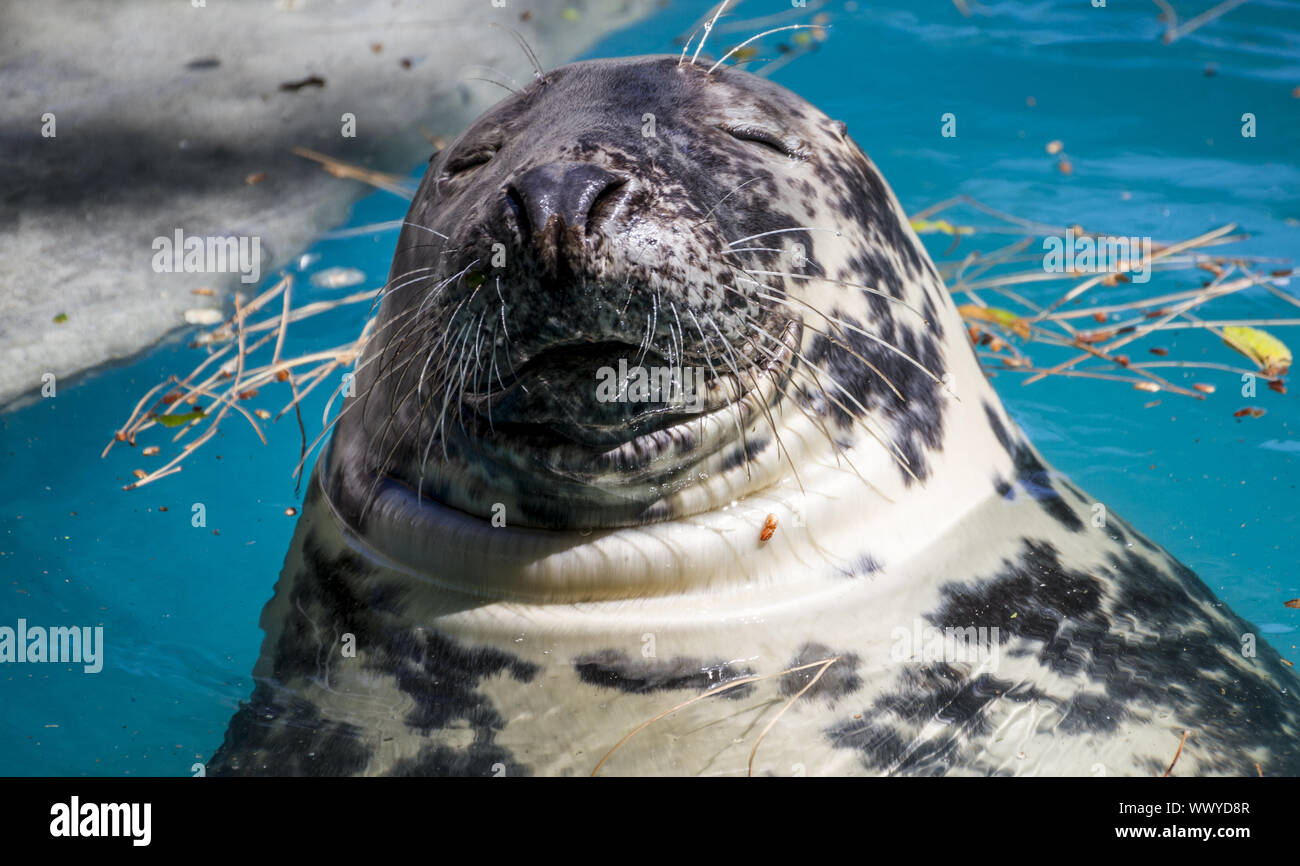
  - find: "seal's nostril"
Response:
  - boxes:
[585,177,626,237]
[505,184,530,240]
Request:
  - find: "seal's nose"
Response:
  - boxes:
[506,163,625,262]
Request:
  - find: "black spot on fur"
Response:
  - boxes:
[390,743,528,777]
[573,649,755,699]
[719,435,770,473]
[838,553,883,578]
[932,540,1109,679]
[983,402,1082,532]
[781,643,862,701]
[984,401,1015,454]
[827,665,1049,775]
[1016,449,1085,532]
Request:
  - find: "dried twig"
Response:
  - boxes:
[917,195,1293,403]
[291,146,415,199]
[747,656,839,776]
[104,272,375,491]
[1162,730,1190,776]
[1158,0,1250,45]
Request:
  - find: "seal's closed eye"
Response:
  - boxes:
[443,146,497,177]
[718,122,804,159]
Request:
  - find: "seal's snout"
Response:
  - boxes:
[506,162,626,273]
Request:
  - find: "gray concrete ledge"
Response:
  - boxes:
[0,0,658,408]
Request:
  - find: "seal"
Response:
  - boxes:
[209,54,1300,776]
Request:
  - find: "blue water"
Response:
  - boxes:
[2,0,1298,775]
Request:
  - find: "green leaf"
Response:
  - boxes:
[155,410,206,428]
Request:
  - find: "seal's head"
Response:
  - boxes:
[325,54,994,542]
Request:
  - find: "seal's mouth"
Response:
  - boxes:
[452,318,802,467]
[460,339,714,447]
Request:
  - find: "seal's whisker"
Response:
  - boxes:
[494,276,512,345]
[363,272,473,423]
[353,350,440,519]
[414,261,479,324]
[744,320,918,479]
[489,22,545,83]
[726,286,908,403]
[387,242,462,263]
[362,265,442,319]
[399,221,451,240]
[455,312,485,436]
[707,25,823,75]
[694,308,804,494]
[316,313,413,430]
[674,250,892,474]
[693,177,763,228]
[738,310,909,454]
[295,329,430,484]
[763,289,942,392]
[690,0,732,66]
[668,303,684,368]
[382,340,433,454]
[710,0,828,36]
[351,268,480,503]
[356,263,469,352]
[677,24,703,67]
[722,247,827,275]
[369,271,443,321]
[467,307,490,407]
[744,335,878,488]
[700,312,754,480]
[419,320,472,488]
[498,315,522,385]
[417,310,463,398]
[369,270,467,417]
[684,308,751,474]
[379,264,444,290]
[485,318,501,432]
[461,65,522,94]
[374,368,446,511]
[436,313,480,462]
[733,318,870,489]
[357,337,419,437]
[636,290,660,366]
[421,282,485,456]
[743,268,932,324]
[736,324,845,471]
[713,269,913,400]
[727,226,841,246]
[731,278,945,390]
